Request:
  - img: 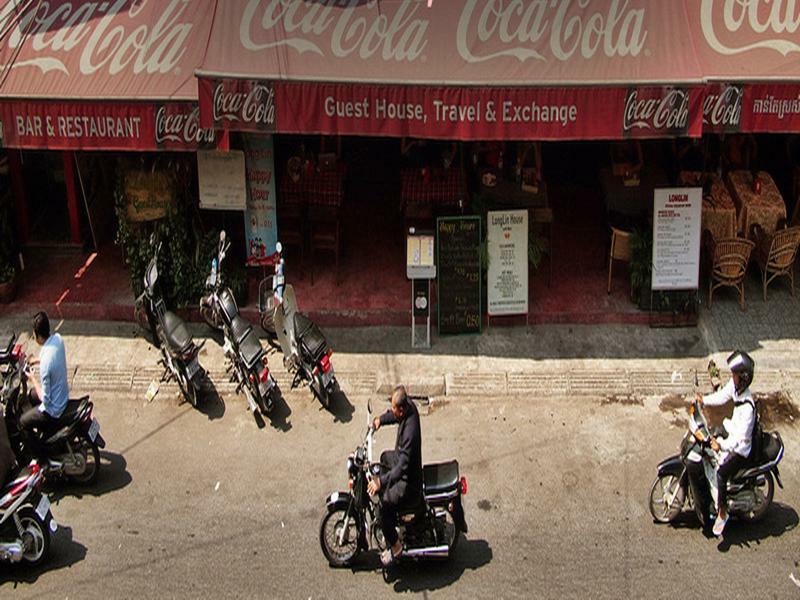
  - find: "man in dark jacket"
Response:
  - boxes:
[367,385,422,566]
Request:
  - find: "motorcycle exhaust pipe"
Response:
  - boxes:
[0,541,25,563]
[402,544,450,559]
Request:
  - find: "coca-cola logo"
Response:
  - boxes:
[457,0,648,63]
[0,0,194,76]
[155,106,216,146]
[701,0,800,56]
[623,89,689,132]
[212,82,275,128]
[239,0,428,62]
[703,85,742,129]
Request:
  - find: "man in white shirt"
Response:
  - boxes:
[696,350,756,537]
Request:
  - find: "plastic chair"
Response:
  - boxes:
[607,227,632,294]
[750,224,800,300]
[707,237,755,310]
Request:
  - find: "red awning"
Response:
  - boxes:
[0,0,218,150]
[197,0,706,140]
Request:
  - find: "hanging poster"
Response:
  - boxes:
[652,188,702,290]
[243,134,278,265]
[123,170,172,222]
[197,150,246,210]
[487,210,528,316]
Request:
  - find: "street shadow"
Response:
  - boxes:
[0,525,87,587]
[383,538,493,593]
[328,387,355,423]
[716,502,798,552]
[198,378,226,421]
[48,450,132,502]
[264,385,292,432]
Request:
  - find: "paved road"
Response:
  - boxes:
[2,386,799,599]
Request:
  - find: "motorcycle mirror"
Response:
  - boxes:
[149,232,155,246]
[367,399,372,415]
[220,230,226,242]
[275,241,282,254]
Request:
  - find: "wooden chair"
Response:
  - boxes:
[707,237,755,310]
[531,207,553,287]
[607,226,632,294]
[750,224,800,300]
[308,204,341,285]
[276,200,305,266]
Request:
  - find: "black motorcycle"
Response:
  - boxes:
[199,231,277,416]
[135,235,205,407]
[0,333,105,485]
[320,401,468,567]
[259,242,337,408]
[649,393,784,528]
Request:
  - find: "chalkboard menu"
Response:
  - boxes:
[437,216,482,335]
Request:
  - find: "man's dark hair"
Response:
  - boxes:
[392,385,409,409]
[33,311,50,340]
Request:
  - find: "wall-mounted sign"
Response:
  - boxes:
[124,170,172,222]
[652,187,702,290]
[197,150,246,210]
[487,209,528,316]
[243,134,278,264]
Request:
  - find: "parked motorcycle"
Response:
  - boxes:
[259,242,337,408]
[649,388,784,528]
[0,334,105,485]
[199,231,277,416]
[0,460,57,566]
[135,235,206,407]
[320,401,468,567]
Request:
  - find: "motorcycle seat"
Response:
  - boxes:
[53,397,91,427]
[231,315,253,347]
[238,328,264,370]
[162,311,193,353]
[423,460,460,497]
[293,313,327,361]
[734,431,783,481]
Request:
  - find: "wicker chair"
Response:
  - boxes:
[750,224,800,300]
[707,237,755,310]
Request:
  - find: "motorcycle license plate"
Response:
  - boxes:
[186,358,200,379]
[36,494,51,520]
[88,418,100,442]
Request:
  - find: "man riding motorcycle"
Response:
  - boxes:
[367,385,422,566]
[695,350,757,537]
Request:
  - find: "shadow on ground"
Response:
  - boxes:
[49,450,132,502]
[717,502,798,552]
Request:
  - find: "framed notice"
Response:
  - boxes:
[652,187,702,290]
[487,210,528,316]
[437,216,481,335]
[197,150,246,210]
[406,233,436,279]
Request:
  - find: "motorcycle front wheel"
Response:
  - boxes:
[320,507,360,567]
[134,300,154,342]
[200,297,224,331]
[17,506,51,566]
[68,433,101,485]
[649,474,685,523]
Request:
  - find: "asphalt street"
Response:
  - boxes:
[2,384,798,599]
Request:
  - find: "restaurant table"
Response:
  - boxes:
[680,171,737,242]
[401,167,465,207]
[279,163,346,208]
[476,178,549,210]
[725,170,787,239]
[599,166,669,225]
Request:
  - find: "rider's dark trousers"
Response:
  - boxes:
[19,390,55,455]
[717,451,749,512]
[380,450,409,548]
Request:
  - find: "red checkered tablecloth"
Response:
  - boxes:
[401,168,465,205]
[279,163,345,207]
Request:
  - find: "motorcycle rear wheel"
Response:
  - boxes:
[320,508,360,567]
[177,364,199,408]
[68,433,101,485]
[742,471,774,522]
[311,373,331,409]
[649,474,685,523]
[17,507,51,566]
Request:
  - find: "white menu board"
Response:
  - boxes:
[488,209,528,315]
[197,150,246,210]
[652,188,702,290]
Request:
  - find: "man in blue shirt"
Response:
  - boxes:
[20,312,69,440]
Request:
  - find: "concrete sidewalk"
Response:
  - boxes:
[1,293,798,402]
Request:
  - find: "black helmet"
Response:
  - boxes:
[727,350,754,395]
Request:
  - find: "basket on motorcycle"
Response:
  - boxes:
[0,331,16,364]
[293,313,327,361]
